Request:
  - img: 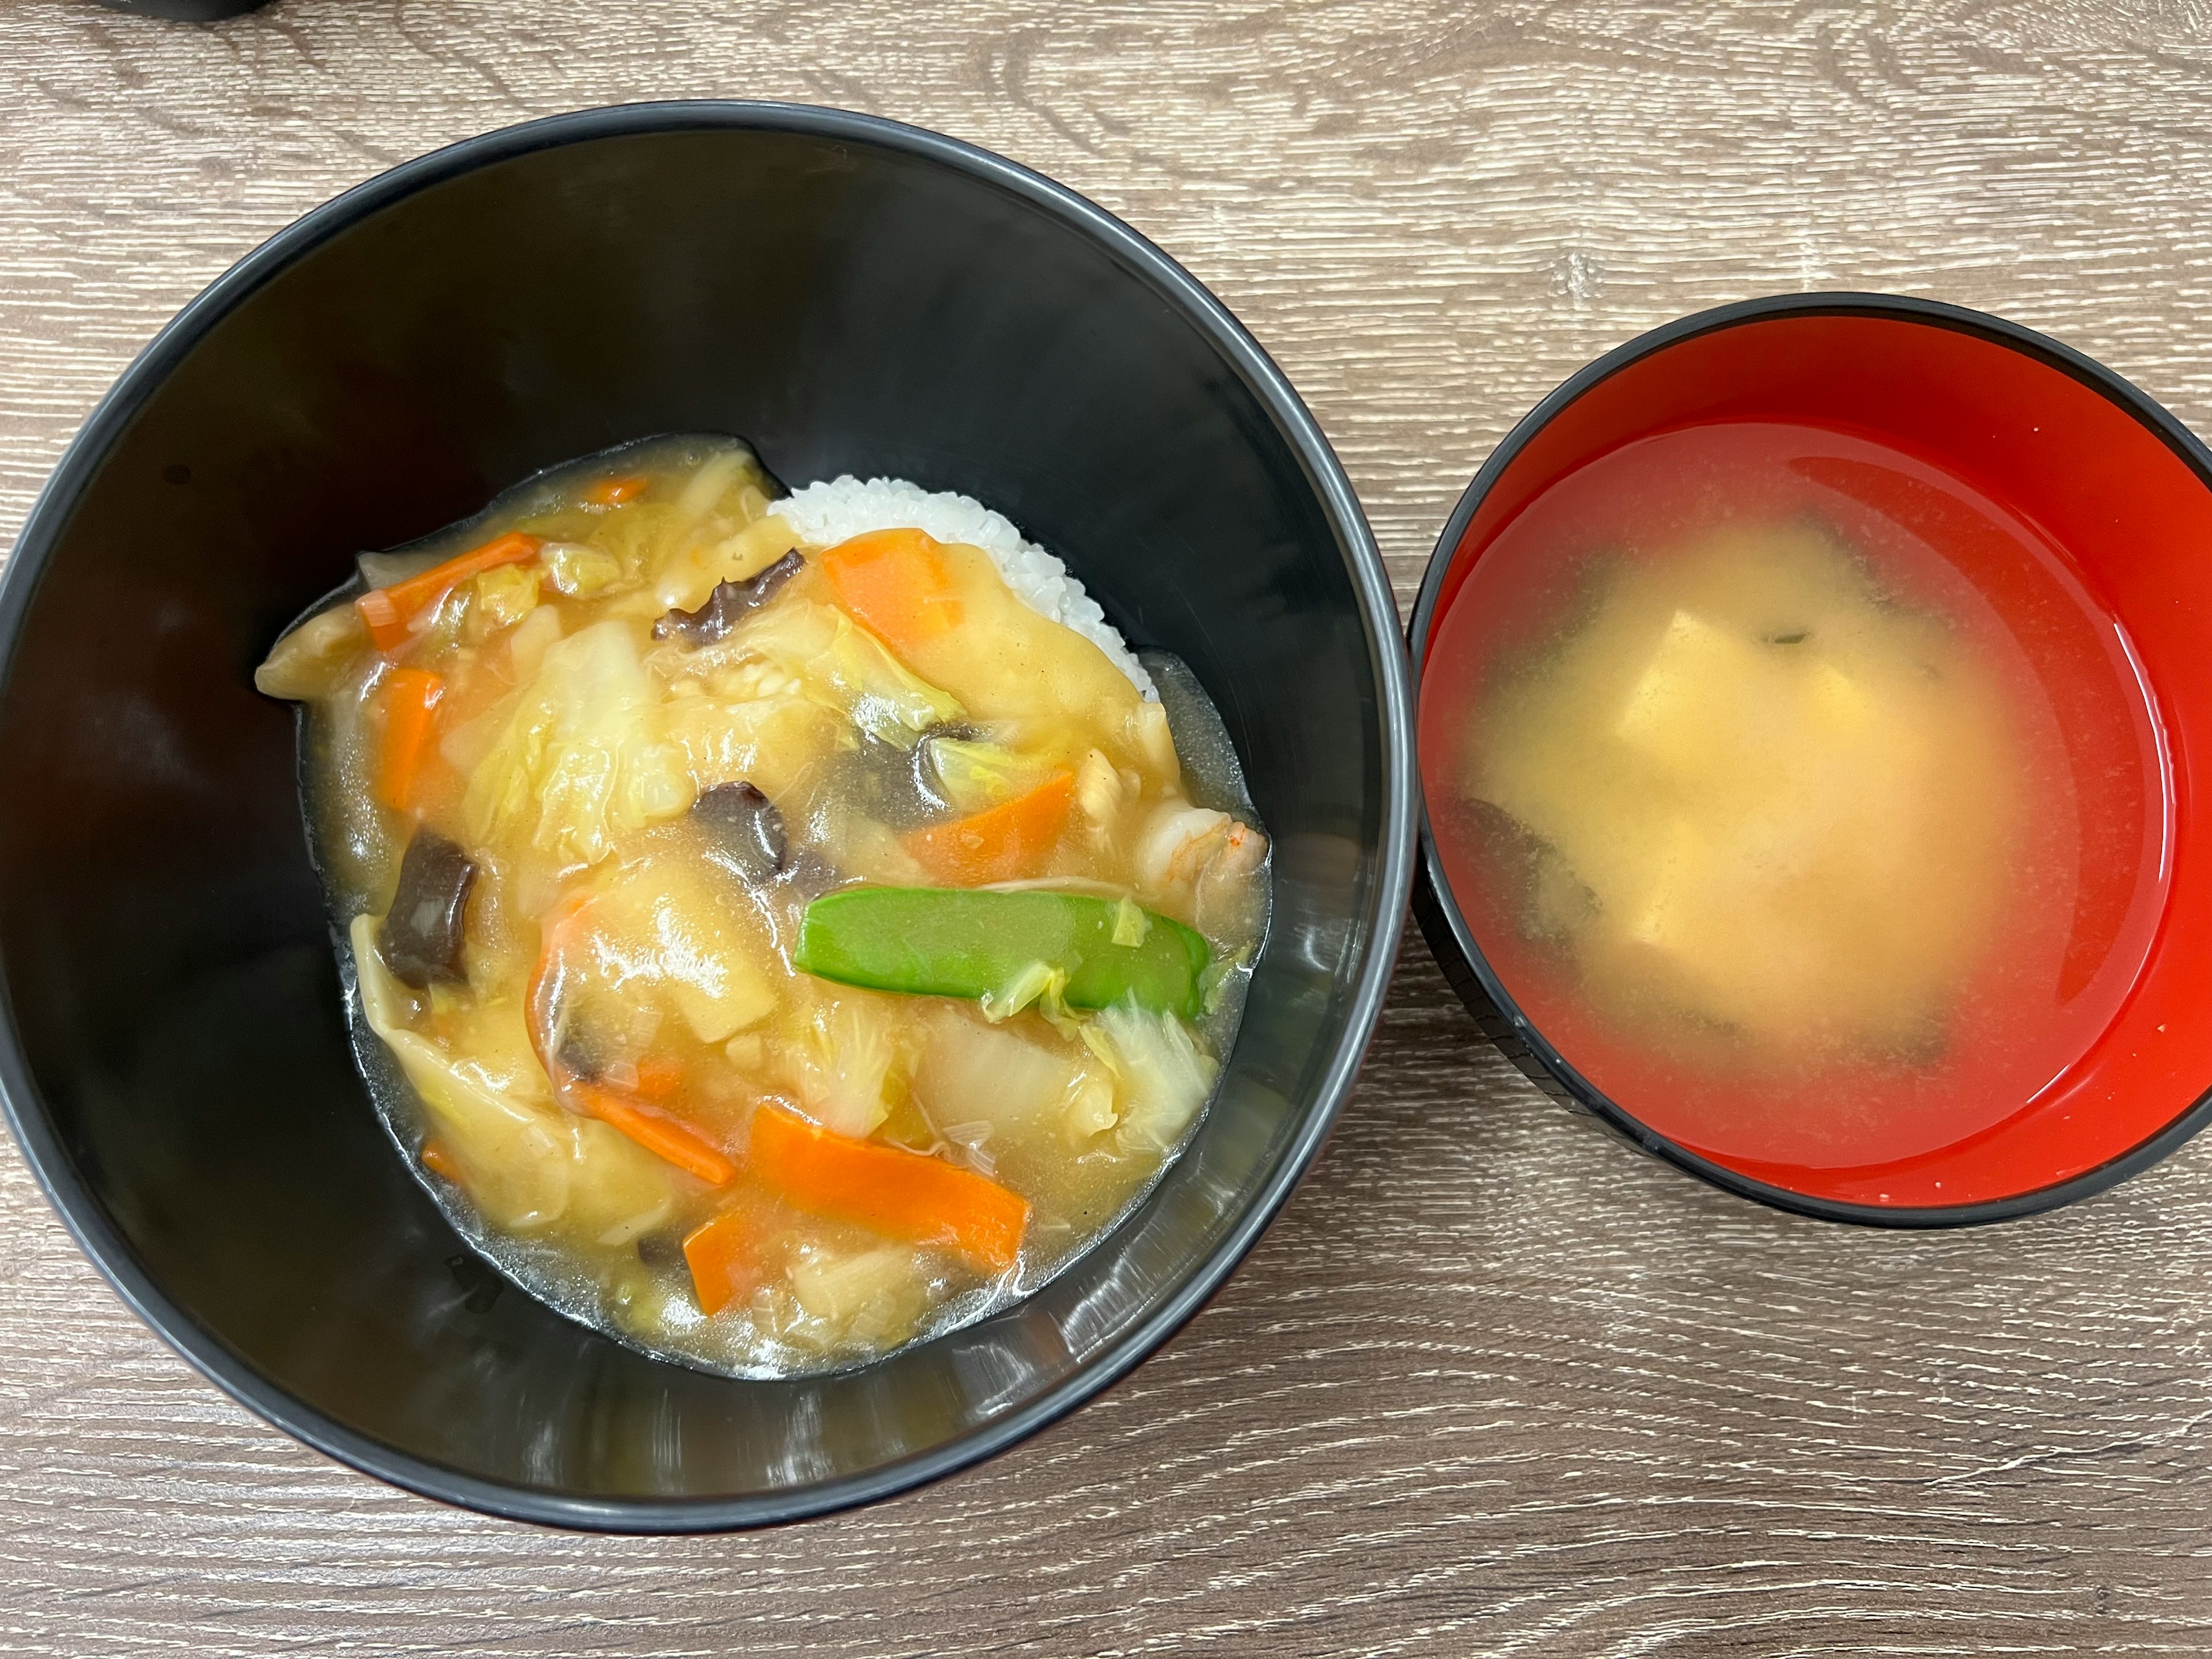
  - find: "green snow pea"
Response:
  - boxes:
[793,887,1210,1019]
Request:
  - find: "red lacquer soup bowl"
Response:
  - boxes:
[1411,293,2211,1225]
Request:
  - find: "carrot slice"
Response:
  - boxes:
[524,891,593,1050]
[354,531,543,653]
[632,1056,684,1100]
[570,1079,738,1187]
[683,1208,759,1316]
[820,528,964,656]
[585,474,647,506]
[419,1138,461,1181]
[380,531,543,618]
[904,770,1074,885]
[748,1102,1029,1273]
[356,587,411,652]
[375,668,444,812]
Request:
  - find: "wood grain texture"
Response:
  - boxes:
[6,1,2212,1653]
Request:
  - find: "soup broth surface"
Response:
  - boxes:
[1421,421,2169,1173]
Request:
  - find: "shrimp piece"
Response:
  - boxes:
[1135,802,1268,933]
[1137,804,1230,896]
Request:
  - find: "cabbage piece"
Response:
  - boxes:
[644,449,787,611]
[786,1245,933,1351]
[665,692,842,803]
[812,809,930,888]
[734,599,963,747]
[462,619,694,870]
[673,450,752,522]
[1095,1002,1218,1154]
[350,915,673,1237]
[927,737,1040,813]
[465,563,541,640]
[1065,1069,1118,1139]
[978,960,1069,1026]
[578,853,779,1045]
[254,606,365,701]
[542,541,624,600]
[775,987,904,1139]
[506,604,565,681]
[914,1010,1098,1140]
[654,516,805,615]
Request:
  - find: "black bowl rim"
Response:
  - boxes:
[0,100,1418,1532]
[1408,289,2212,1230]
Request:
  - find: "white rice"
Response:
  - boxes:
[772,475,1158,700]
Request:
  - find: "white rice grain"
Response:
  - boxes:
[771,476,1158,699]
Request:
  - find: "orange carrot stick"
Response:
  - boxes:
[354,531,543,652]
[570,1079,738,1187]
[524,891,592,1047]
[748,1103,1029,1274]
[904,770,1074,886]
[375,668,444,812]
[585,474,647,506]
[522,890,605,1086]
[355,588,411,653]
[379,531,543,618]
[419,1139,461,1181]
[820,528,964,656]
[683,1209,759,1316]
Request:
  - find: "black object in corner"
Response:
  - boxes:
[92,0,273,21]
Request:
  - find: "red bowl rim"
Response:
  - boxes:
[1408,290,2212,1229]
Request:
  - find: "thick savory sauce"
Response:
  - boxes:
[258,436,1269,1374]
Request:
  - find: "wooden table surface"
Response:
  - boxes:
[7,2,2212,1654]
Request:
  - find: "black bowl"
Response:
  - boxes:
[0,103,1415,1531]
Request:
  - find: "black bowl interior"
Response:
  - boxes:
[0,107,1409,1529]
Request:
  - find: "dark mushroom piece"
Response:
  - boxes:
[693,781,787,884]
[378,830,478,988]
[653,549,805,646]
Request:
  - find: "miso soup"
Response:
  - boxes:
[1421,422,2169,1171]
